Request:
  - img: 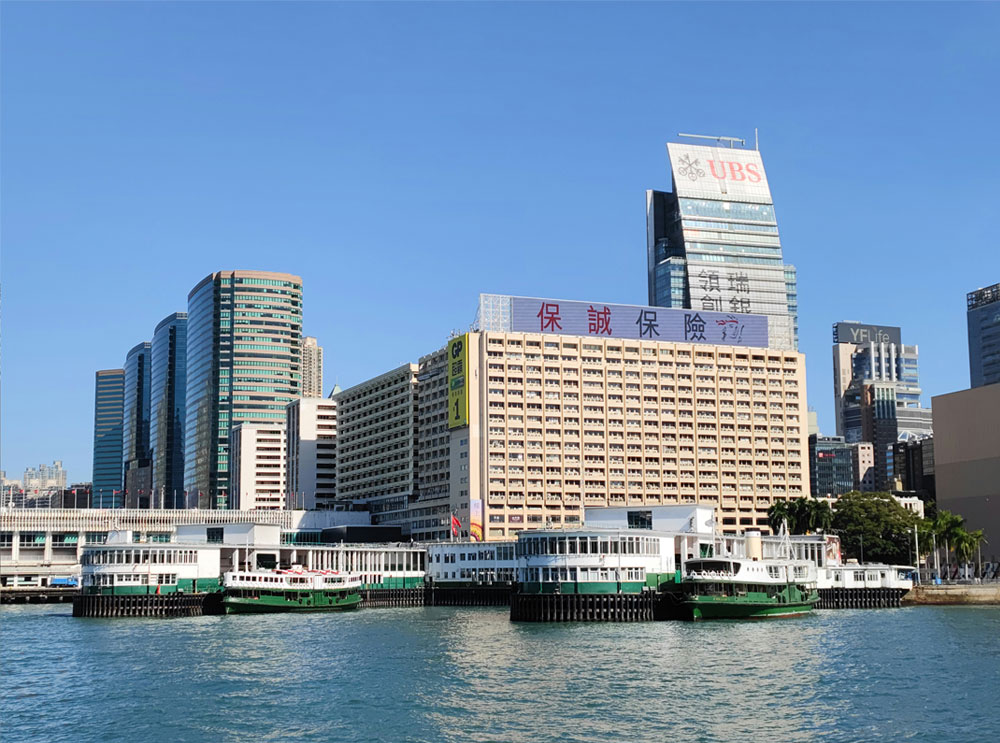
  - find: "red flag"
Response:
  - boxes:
[451,514,461,537]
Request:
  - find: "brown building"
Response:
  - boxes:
[932,385,1000,557]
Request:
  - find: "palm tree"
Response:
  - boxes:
[934,511,966,579]
[970,530,988,579]
[788,498,814,534]
[767,500,790,534]
[956,529,988,579]
[812,499,833,533]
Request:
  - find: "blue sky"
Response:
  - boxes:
[2,2,998,483]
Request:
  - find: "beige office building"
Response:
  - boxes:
[332,296,808,541]
[932,384,1000,554]
[229,423,287,510]
[458,331,807,540]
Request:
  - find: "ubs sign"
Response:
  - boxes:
[667,142,772,204]
[833,322,902,347]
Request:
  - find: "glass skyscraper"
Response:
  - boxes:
[123,341,152,507]
[968,283,1000,388]
[150,312,187,508]
[646,140,798,350]
[184,270,303,509]
[92,368,125,507]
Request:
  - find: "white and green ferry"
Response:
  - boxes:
[222,567,361,613]
[664,555,819,621]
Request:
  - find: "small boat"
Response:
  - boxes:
[222,566,362,614]
[665,557,819,621]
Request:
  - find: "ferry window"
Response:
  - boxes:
[568,539,578,554]
[207,528,224,544]
[600,539,609,553]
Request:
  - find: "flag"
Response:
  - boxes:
[451,514,461,537]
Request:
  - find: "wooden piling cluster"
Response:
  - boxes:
[510,591,656,622]
[72,593,222,618]
[817,587,907,609]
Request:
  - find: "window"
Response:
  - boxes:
[627,510,653,530]
[207,528,224,544]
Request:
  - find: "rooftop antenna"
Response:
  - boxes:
[677,133,746,149]
[755,127,759,151]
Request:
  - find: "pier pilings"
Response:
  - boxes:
[510,591,656,622]
[72,593,223,618]
[816,587,907,609]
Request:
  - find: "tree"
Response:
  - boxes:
[830,492,920,564]
[812,499,834,533]
[767,500,790,534]
[932,510,967,578]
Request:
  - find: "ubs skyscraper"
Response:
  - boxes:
[646,140,798,350]
[184,270,303,509]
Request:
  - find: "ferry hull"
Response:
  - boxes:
[222,592,361,614]
[684,600,816,621]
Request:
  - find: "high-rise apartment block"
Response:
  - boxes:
[184,270,303,509]
[229,423,287,510]
[302,336,324,397]
[831,322,932,489]
[808,435,854,497]
[968,283,1000,388]
[332,364,419,525]
[123,341,152,507]
[334,295,807,540]
[92,369,125,507]
[410,347,454,541]
[150,312,187,508]
[646,140,798,350]
[286,396,337,510]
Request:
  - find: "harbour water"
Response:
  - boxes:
[2,604,998,743]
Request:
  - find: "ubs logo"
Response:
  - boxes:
[677,154,705,181]
[676,154,763,184]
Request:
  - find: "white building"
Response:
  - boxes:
[229,423,287,510]
[302,336,324,398]
[286,397,337,510]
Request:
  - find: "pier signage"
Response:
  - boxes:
[509,296,769,348]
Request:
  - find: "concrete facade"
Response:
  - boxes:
[331,364,419,525]
[229,423,288,510]
[932,384,1000,557]
[851,442,876,492]
[286,397,337,511]
[468,331,807,539]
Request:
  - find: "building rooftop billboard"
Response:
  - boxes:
[666,143,773,205]
[478,294,769,348]
[832,322,902,347]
